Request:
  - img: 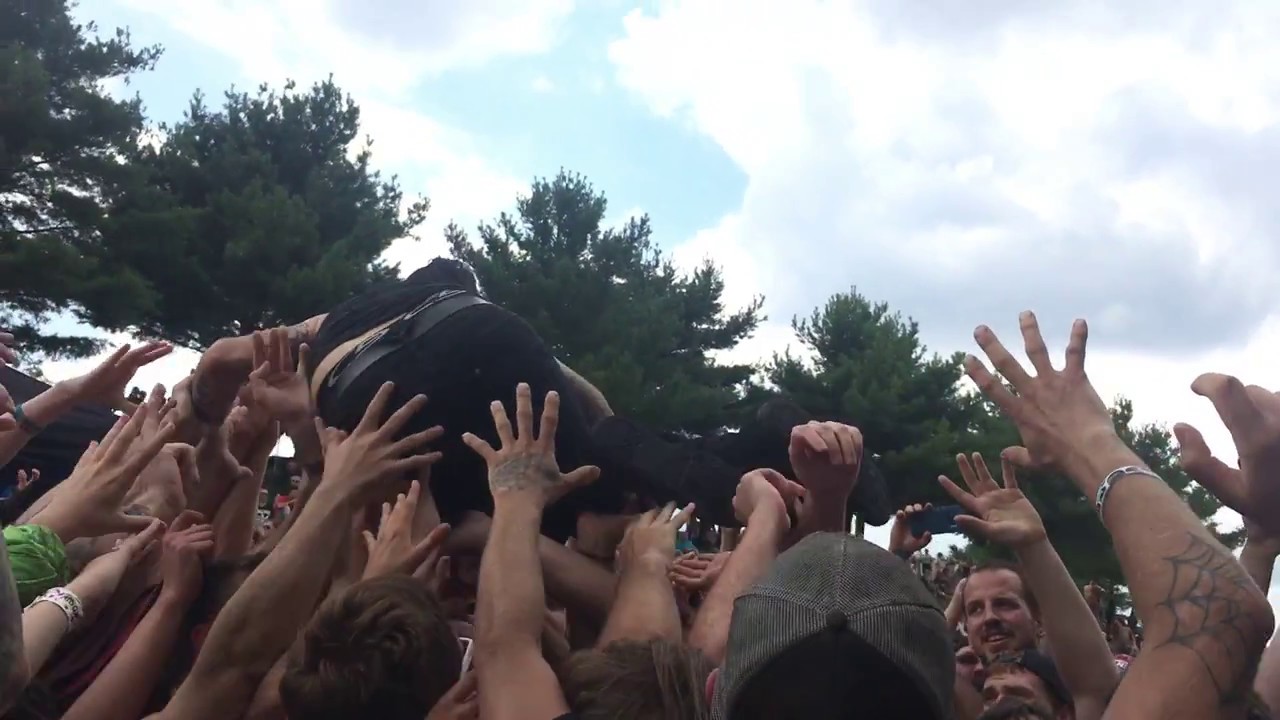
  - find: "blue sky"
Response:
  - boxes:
[44,1,1280,575]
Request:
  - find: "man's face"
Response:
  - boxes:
[981,666,1067,719]
[964,569,1038,658]
[956,646,987,689]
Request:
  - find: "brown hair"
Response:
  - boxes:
[963,560,1040,618]
[280,575,461,720]
[560,639,713,720]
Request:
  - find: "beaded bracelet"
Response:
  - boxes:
[28,587,85,631]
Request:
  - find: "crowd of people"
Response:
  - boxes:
[0,259,1277,720]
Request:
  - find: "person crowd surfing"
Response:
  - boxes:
[0,268,1276,719]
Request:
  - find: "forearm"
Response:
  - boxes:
[1015,539,1118,707]
[476,500,546,654]
[1072,436,1273,717]
[0,540,27,713]
[539,537,616,625]
[165,487,350,720]
[63,593,190,720]
[687,510,784,663]
[598,556,682,646]
[21,603,69,677]
[0,382,80,466]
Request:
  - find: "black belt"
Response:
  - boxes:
[322,292,489,411]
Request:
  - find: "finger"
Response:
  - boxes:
[461,432,496,461]
[271,327,288,372]
[1019,311,1054,376]
[1064,319,1088,374]
[362,529,376,553]
[1172,422,1246,511]
[562,464,600,489]
[251,331,268,373]
[393,451,444,475]
[170,509,205,533]
[390,425,444,455]
[955,514,997,540]
[999,454,1020,492]
[1191,373,1270,453]
[381,394,428,438]
[297,343,311,376]
[115,513,162,537]
[125,421,177,477]
[969,453,1001,493]
[919,531,933,547]
[358,382,396,434]
[489,399,515,448]
[1002,446,1034,470]
[450,670,479,698]
[97,413,130,456]
[515,382,534,441]
[104,404,149,463]
[146,384,166,414]
[955,453,980,493]
[138,341,172,365]
[964,354,1019,417]
[974,324,1035,392]
[671,502,696,529]
[537,391,560,450]
[796,424,827,455]
[410,524,451,577]
[938,475,980,514]
[402,480,422,517]
[381,501,393,528]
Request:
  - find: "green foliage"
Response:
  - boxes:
[0,0,161,358]
[90,79,427,348]
[446,170,763,434]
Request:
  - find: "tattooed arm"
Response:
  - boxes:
[0,539,28,714]
[1064,437,1273,720]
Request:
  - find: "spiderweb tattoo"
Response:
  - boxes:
[1152,533,1268,705]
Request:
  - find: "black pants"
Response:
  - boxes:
[316,304,623,541]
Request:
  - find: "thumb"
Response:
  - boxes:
[562,465,600,488]
[1001,446,1034,469]
[954,514,996,540]
[919,531,933,547]
[1173,422,1246,510]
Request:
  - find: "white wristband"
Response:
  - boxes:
[28,587,85,631]
[1095,466,1162,519]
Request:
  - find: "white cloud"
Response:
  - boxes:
[531,74,555,93]
[611,0,1280,583]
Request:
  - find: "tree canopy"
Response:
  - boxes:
[90,79,427,349]
[446,171,763,434]
[0,0,160,358]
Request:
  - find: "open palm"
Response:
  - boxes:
[939,451,1046,548]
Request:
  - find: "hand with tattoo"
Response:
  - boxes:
[462,383,600,510]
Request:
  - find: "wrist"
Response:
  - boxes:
[155,587,195,610]
[747,504,788,546]
[492,492,546,520]
[1062,432,1139,498]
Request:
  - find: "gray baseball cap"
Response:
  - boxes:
[711,533,954,719]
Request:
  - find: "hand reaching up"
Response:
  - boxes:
[68,519,166,621]
[159,511,215,605]
[1175,376,1280,536]
[64,342,173,409]
[314,382,444,501]
[965,313,1116,479]
[462,383,599,508]
[888,503,934,557]
[15,468,38,492]
[363,480,451,580]
[32,406,174,541]
[241,328,312,427]
[732,468,804,529]
[670,551,730,592]
[616,502,696,572]
[939,451,1046,548]
[788,421,863,498]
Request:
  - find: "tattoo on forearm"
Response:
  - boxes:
[1152,533,1268,705]
[490,456,560,493]
[0,540,24,690]
[190,372,223,425]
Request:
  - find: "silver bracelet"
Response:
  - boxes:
[28,587,85,631]
[1095,465,1162,519]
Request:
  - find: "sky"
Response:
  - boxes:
[37,0,1280,598]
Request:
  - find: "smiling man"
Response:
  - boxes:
[961,560,1041,661]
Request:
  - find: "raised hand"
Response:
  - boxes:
[939,451,1046,548]
[159,511,215,605]
[616,502,696,572]
[15,468,38,492]
[732,468,804,528]
[670,551,730,592]
[788,421,863,497]
[69,519,166,620]
[31,406,174,541]
[1174,376,1280,536]
[65,342,173,407]
[314,382,444,500]
[888,503,934,557]
[965,313,1115,475]
[461,383,599,508]
[362,480,451,580]
[240,328,312,427]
